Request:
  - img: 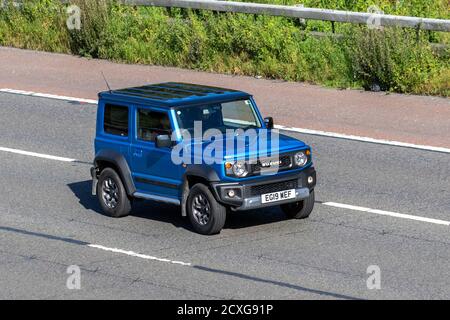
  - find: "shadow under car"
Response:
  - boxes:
[68,180,288,231]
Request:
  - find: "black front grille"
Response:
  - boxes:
[249,179,298,197]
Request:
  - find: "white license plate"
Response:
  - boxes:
[261,189,296,204]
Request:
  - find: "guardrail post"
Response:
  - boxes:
[415,23,422,43]
[427,30,433,43]
[295,4,306,27]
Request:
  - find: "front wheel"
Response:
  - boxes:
[97,168,132,218]
[187,184,226,235]
[281,190,315,219]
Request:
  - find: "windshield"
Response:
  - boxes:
[174,99,262,134]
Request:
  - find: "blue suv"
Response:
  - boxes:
[91,83,316,235]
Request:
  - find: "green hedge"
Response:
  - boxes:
[0,0,448,96]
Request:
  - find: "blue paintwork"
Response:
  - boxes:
[95,83,313,201]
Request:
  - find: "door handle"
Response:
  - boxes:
[133,149,143,158]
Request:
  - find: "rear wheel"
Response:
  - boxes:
[97,168,132,218]
[187,184,226,235]
[281,190,315,219]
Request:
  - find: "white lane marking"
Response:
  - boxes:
[0,146,76,162]
[323,202,450,226]
[2,87,450,154]
[88,244,192,266]
[0,88,98,104]
[275,125,450,154]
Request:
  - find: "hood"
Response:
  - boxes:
[177,129,307,163]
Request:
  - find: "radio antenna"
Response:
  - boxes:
[101,71,112,93]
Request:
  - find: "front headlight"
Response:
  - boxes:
[294,151,308,167]
[232,161,249,177]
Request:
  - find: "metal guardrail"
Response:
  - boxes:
[124,0,450,32]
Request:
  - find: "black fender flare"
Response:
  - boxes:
[183,165,221,182]
[181,165,221,216]
[94,150,136,196]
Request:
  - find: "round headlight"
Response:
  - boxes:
[232,161,248,177]
[294,151,308,167]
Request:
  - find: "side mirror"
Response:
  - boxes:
[155,134,172,148]
[264,117,274,129]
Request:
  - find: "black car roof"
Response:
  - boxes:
[98,82,251,107]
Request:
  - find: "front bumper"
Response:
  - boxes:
[211,166,316,211]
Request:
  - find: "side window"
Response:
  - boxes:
[137,109,172,142]
[104,104,129,137]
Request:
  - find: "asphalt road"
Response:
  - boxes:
[1,92,450,299]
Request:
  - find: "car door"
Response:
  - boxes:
[130,106,181,199]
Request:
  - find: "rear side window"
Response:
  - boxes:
[137,109,172,142]
[104,104,129,137]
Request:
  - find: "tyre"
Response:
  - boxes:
[97,168,132,218]
[187,183,227,235]
[281,190,315,219]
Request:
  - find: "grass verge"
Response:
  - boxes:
[0,0,448,96]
